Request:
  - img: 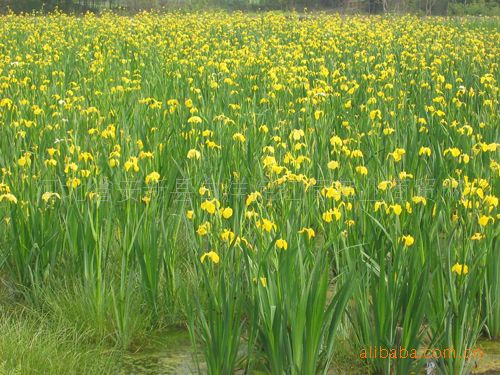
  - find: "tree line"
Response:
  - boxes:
[0,0,499,15]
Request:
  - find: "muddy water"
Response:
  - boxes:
[473,339,500,374]
[121,330,195,375]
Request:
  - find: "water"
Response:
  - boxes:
[473,339,500,374]
[121,330,195,375]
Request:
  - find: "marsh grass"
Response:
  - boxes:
[0,308,117,375]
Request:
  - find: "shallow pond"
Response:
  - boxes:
[121,330,195,375]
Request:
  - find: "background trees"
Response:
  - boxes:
[0,0,499,17]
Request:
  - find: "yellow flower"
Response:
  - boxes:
[355,166,368,176]
[139,151,154,160]
[0,193,18,204]
[276,238,288,250]
[200,251,220,264]
[145,171,160,185]
[246,191,262,206]
[124,157,139,173]
[87,192,100,201]
[391,204,403,216]
[220,207,233,219]
[378,180,395,191]
[187,116,202,124]
[351,150,363,159]
[399,171,413,180]
[196,222,211,236]
[186,210,194,220]
[330,135,343,148]
[374,201,386,212]
[259,277,267,287]
[41,192,61,203]
[64,163,78,174]
[419,147,432,156]
[187,149,201,160]
[471,233,485,241]
[443,178,459,189]
[233,133,246,143]
[0,184,10,194]
[262,155,277,168]
[451,263,469,276]
[256,218,276,232]
[369,109,382,120]
[298,227,315,239]
[314,110,323,120]
[322,208,341,223]
[202,130,213,137]
[400,234,415,247]
[45,158,57,167]
[478,215,493,227]
[483,195,498,209]
[18,153,31,168]
[78,152,93,163]
[387,148,406,162]
[322,210,332,223]
[245,209,259,220]
[66,177,81,190]
[321,187,341,201]
[290,129,304,141]
[220,229,236,243]
[444,148,461,158]
[327,160,340,170]
[198,186,210,196]
[78,169,91,178]
[201,199,219,215]
[205,140,222,149]
[412,196,427,205]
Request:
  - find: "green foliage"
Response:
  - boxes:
[483,225,499,339]
[0,309,116,375]
[251,247,352,374]
[426,227,487,374]
[185,244,246,374]
[347,213,430,374]
[448,0,500,15]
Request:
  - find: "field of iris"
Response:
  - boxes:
[0,11,498,374]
